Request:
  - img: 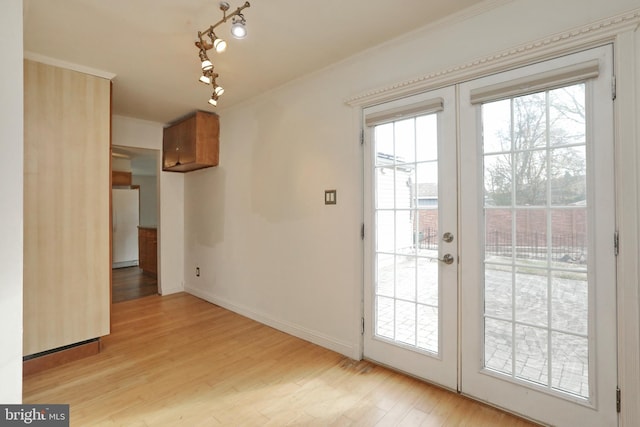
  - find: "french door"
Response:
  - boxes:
[363,86,458,389]
[363,45,617,426]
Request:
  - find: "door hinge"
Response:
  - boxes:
[361,317,365,335]
[614,231,619,256]
[360,129,365,145]
[361,223,365,240]
[616,387,621,413]
[612,75,617,101]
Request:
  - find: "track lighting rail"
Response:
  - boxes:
[195,1,250,51]
[195,1,251,106]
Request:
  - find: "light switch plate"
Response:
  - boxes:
[325,189,337,205]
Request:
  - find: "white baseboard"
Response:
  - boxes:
[160,285,184,296]
[185,285,358,359]
[112,260,139,269]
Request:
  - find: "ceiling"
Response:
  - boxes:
[24,0,486,125]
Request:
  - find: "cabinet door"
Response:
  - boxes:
[138,228,147,270]
[138,228,157,275]
[147,230,157,275]
[163,116,196,169]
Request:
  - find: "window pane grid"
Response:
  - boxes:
[374,113,440,355]
[484,314,588,338]
[482,83,590,399]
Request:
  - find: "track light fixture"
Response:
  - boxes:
[199,49,213,71]
[199,70,213,85]
[209,31,227,53]
[195,1,250,107]
[230,14,247,39]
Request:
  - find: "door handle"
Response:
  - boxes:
[439,253,455,265]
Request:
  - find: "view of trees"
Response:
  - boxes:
[483,84,587,206]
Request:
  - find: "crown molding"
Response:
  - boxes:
[346,7,640,107]
[23,51,117,80]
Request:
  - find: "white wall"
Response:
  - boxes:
[183,0,640,367]
[112,115,184,295]
[0,0,23,404]
[132,174,158,227]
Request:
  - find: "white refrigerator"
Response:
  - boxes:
[112,188,140,268]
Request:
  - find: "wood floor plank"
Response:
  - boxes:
[23,293,540,426]
[112,266,157,303]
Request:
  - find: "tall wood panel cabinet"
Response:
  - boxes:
[23,60,111,356]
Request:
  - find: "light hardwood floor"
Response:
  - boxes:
[23,293,539,426]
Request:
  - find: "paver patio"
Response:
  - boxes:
[374,252,589,398]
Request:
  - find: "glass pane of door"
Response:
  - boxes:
[482,84,590,397]
[373,114,440,353]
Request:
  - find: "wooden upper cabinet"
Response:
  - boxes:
[162,111,219,172]
[112,170,132,186]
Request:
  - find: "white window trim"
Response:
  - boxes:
[612,29,640,427]
[348,8,640,427]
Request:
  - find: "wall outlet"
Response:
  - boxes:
[196,267,200,277]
